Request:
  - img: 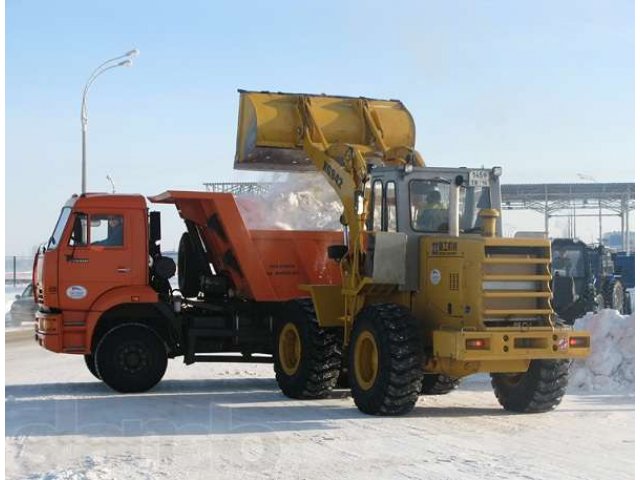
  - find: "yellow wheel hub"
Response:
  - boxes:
[354,330,379,390]
[279,322,302,376]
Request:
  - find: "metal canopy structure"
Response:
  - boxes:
[501,183,635,250]
[204,181,636,250]
[203,182,270,195]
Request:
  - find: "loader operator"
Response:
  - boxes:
[414,185,448,232]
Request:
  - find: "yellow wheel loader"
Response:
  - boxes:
[235,90,590,415]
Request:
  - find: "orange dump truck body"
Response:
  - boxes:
[150,190,342,301]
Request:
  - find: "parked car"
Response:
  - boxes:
[5,283,37,327]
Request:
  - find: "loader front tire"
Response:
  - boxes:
[421,374,460,395]
[349,304,424,416]
[491,359,570,413]
[95,324,168,393]
[274,300,342,399]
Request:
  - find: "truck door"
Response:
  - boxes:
[58,210,141,312]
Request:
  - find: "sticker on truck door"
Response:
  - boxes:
[66,285,88,300]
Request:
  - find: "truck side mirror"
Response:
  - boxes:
[150,211,161,244]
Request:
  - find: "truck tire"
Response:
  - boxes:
[421,374,460,395]
[84,354,101,380]
[623,291,632,315]
[603,280,625,312]
[491,359,570,413]
[95,324,168,393]
[178,232,203,298]
[274,300,342,399]
[349,304,424,416]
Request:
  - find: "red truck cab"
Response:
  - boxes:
[35,193,157,354]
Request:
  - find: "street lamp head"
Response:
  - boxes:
[125,48,140,58]
[118,59,133,67]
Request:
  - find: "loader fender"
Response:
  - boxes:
[300,285,344,327]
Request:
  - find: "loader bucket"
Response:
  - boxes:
[234,90,417,172]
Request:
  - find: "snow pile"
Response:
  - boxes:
[236,173,343,231]
[569,309,635,393]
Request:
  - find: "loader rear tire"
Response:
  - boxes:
[491,359,570,413]
[421,374,460,395]
[274,300,342,399]
[84,354,101,380]
[95,324,168,393]
[349,304,424,416]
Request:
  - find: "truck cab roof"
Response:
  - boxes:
[69,193,148,210]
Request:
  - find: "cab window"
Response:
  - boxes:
[91,215,124,247]
[67,214,124,247]
[69,214,88,247]
[48,207,72,250]
[385,182,397,232]
[371,180,383,231]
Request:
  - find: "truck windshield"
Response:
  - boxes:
[47,207,72,250]
[410,180,491,233]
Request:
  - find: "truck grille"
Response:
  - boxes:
[481,245,553,327]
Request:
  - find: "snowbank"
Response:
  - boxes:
[236,173,343,231]
[569,309,635,393]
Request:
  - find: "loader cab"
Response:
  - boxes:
[364,165,503,290]
[366,165,502,236]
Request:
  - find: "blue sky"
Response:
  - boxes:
[5,0,635,254]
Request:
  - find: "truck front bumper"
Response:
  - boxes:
[34,310,64,353]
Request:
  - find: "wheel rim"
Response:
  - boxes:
[117,342,149,375]
[595,294,605,310]
[613,284,624,310]
[354,330,379,391]
[279,323,301,376]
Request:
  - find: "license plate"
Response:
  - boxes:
[469,170,490,187]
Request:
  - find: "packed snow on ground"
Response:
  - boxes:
[236,173,343,231]
[569,309,635,393]
[6,312,635,480]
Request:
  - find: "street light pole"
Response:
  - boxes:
[81,49,139,194]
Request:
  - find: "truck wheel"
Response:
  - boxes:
[84,354,101,380]
[274,300,342,399]
[95,324,168,393]
[421,374,460,395]
[603,280,625,312]
[349,304,424,416]
[178,232,203,298]
[491,359,570,413]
